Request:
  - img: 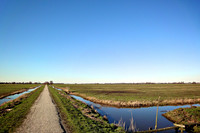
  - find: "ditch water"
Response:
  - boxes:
[52,86,62,91]
[70,95,200,133]
[0,86,41,105]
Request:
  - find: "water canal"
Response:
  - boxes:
[70,94,199,132]
[0,86,41,105]
[53,87,199,132]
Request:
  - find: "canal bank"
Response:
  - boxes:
[70,94,200,132]
[0,86,41,105]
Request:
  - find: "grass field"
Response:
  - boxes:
[0,84,40,97]
[49,86,125,133]
[0,85,44,132]
[54,84,200,107]
[163,106,200,132]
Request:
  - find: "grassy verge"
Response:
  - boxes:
[163,106,200,124]
[0,85,44,133]
[54,84,200,107]
[163,106,200,132]
[0,84,40,98]
[49,86,125,133]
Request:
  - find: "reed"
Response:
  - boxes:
[114,114,137,132]
[128,113,137,132]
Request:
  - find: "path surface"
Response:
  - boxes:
[16,85,64,133]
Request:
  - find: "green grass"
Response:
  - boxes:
[0,85,44,133]
[48,86,125,133]
[163,106,200,132]
[164,106,200,124]
[0,84,40,97]
[54,84,200,102]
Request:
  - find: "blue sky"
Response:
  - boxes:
[0,0,200,83]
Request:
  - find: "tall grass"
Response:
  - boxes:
[128,113,137,132]
[115,114,137,132]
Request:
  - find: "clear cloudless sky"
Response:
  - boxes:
[0,0,200,83]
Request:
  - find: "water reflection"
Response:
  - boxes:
[52,86,62,91]
[0,86,41,105]
[70,95,200,132]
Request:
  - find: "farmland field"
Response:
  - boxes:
[0,86,44,132]
[0,84,40,97]
[54,84,200,107]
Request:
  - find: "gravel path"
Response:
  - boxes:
[16,85,65,133]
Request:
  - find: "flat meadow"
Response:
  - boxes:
[0,86,44,132]
[55,83,200,107]
[0,84,40,97]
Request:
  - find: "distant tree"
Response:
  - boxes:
[44,82,49,85]
[192,82,196,84]
[50,81,53,85]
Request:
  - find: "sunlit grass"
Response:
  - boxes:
[55,84,200,102]
[49,86,125,133]
[163,106,200,132]
[0,84,40,97]
[0,86,44,132]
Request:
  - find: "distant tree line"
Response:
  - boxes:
[91,82,199,84]
[43,81,64,85]
[0,81,198,84]
[0,81,53,84]
[0,82,41,84]
[44,81,53,85]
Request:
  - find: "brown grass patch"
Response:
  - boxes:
[56,86,200,108]
[69,92,200,108]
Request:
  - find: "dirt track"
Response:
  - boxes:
[16,85,65,133]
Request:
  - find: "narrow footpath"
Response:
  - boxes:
[16,85,65,133]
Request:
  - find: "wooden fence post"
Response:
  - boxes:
[155,96,160,129]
